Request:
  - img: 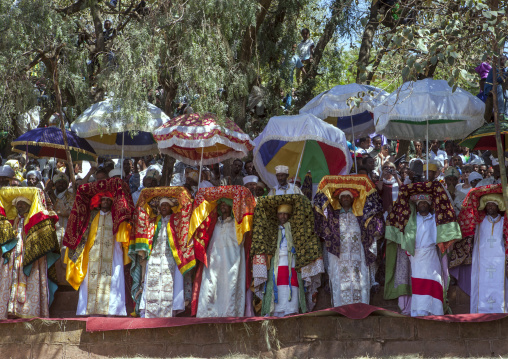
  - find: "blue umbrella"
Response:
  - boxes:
[11,127,97,162]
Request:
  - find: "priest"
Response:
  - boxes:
[252,194,324,316]
[453,184,508,313]
[0,187,60,319]
[313,175,384,307]
[470,193,507,313]
[384,182,461,316]
[188,185,255,317]
[129,186,195,317]
[64,178,134,316]
[136,197,186,318]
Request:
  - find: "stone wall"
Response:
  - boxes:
[1,314,506,358]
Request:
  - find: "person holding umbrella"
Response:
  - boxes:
[267,165,303,196]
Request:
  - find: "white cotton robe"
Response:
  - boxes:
[409,213,444,317]
[197,216,246,317]
[470,215,508,313]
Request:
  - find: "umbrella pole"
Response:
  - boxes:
[426,119,429,180]
[198,148,204,187]
[51,147,56,180]
[351,115,357,174]
[121,132,125,179]
[295,140,306,180]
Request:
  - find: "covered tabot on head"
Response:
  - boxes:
[251,194,322,270]
[313,175,384,265]
[189,185,256,266]
[130,186,195,274]
[386,181,461,254]
[0,187,58,234]
[314,174,377,217]
[0,187,59,277]
[63,178,134,250]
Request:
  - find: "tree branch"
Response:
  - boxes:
[55,0,88,16]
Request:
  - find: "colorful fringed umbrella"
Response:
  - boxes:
[153,113,254,166]
[71,98,169,157]
[253,113,352,188]
[11,127,97,162]
[300,83,388,138]
[458,121,508,152]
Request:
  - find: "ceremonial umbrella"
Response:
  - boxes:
[253,113,352,188]
[374,78,485,177]
[299,83,388,172]
[70,98,169,158]
[458,121,508,152]
[11,126,97,162]
[154,112,254,165]
[374,79,484,140]
[300,83,388,137]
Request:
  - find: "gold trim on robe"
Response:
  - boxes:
[65,213,131,291]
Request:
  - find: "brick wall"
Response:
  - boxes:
[1,314,506,358]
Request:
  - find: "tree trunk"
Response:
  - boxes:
[161,155,176,186]
[51,49,76,191]
[396,139,410,160]
[490,0,508,210]
[295,0,352,108]
[239,0,273,63]
[356,1,382,83]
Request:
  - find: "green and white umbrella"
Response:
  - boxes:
[374,78,485,141]
[374,78,485,178]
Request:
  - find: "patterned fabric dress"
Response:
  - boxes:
[0,217,49,319]
[139,215,185,318]
[327,210,371,307]
[53,189,75,285]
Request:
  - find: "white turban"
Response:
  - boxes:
[468,171,483,183]
[275,165,289,174]
[243,175,259,185]
[52,172,69,183]
[109,168,122,178]
[159,197,178,207]
[338,190,353,198]
[12,196,32,207]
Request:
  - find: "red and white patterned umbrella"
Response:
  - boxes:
[153,113,254,165]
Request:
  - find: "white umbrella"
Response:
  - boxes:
[71,98,170,158]
[300,83,388,136]
[253,113,352,189]
[300,83,388,171]
[374,78,485,177]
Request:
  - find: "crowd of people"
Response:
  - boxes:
[0,136,506,320]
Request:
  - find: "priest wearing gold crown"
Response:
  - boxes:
[252,195,324,317]
[267,165,303,196]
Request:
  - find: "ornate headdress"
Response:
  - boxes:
[188,185,256,266]
[130,186,194,274]
[63,178,134,250]
[251,194,322,270]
